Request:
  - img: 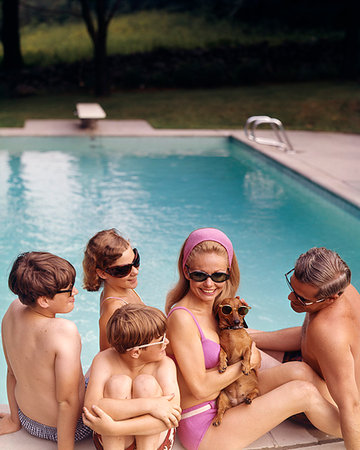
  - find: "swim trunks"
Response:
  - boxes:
[18,408,92,442]
[283,350,302,363]
[18,376,92,442]
[167,307,221,449]
[93,427,176,450]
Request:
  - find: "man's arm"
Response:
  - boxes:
[54,320,83,450]
[310,323,360,449]
[249,326,302,352]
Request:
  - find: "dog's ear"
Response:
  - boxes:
[212,299,220,319]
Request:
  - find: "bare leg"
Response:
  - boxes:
[258,349,282,370]
[200,379,341,450]
[133,374,168,450]
[258,361,336,406]
[102,374,134,450]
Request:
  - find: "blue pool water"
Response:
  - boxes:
[1,136,360,403]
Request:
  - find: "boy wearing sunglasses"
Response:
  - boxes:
[83,303,181,450]
[251,247,360,449]
[0,252,91,448]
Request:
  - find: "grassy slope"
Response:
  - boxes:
[0,11,358,131]
[0,82,359,131]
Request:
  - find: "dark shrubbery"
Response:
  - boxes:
[0,38,345,96]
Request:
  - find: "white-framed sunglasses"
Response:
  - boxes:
[126,333,167,351]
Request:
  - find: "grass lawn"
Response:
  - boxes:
[0,81,359,132]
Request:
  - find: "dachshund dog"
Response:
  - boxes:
[212,296,259,426]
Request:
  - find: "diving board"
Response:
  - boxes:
[76,103,106,129]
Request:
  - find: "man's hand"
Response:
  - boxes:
[0,412,21,435]
[147,394,182,428]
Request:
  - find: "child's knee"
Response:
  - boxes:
[133,374,162,398]
[104,374,132,399]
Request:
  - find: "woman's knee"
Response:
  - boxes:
[104,374,132,398]
[133,374,162,398]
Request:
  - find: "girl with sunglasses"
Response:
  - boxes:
[165,228,342,450]
[83,229,144,351]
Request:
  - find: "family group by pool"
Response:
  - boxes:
[1,136,359,403]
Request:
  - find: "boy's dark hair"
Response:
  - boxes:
[107,304,166,354]
[8,252,76,306]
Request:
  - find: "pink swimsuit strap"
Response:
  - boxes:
[102,296,128,304]
[167,306,220,369]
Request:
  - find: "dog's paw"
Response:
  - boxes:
[242,368,250,375]
[212,420,221,427]
[244,397,253,405]
[219,366,227,373]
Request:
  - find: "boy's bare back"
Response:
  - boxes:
[2,298,84,427]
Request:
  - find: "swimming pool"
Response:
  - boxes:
[1,136,360,403]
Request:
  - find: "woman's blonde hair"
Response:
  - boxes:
[107,304,166,353]
[165,240,240,314]
[82,229,130,291]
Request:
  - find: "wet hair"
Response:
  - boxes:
[82,228,130,291]
[165,240,240,314]
[8,251,76,306]
[294,247,351,298]
[106,304,166,353]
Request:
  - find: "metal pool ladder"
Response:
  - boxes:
[244,116,295,153]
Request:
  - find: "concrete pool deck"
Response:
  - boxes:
[1,119,357,449]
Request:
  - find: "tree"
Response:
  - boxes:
[78,0,122,95]
[1,0,23,69]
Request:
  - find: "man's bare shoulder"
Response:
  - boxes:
[307,301,354,347]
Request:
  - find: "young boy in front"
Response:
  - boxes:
[0,251,91,448]
[83,303,181,450]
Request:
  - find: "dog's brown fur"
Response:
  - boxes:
[212,296,259,426]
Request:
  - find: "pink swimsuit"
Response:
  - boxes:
[167,307,220,450]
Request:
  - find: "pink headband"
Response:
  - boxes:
[182,228,234,272]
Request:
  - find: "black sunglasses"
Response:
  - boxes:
[285,268,326,306]
[220,304,251,316]
[186,266,230,283]
[104,248,140,278]
[56,284,74,297]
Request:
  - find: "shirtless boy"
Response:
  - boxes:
[251,247,360,449]
[83,303,181,450]
[0,251,91,448]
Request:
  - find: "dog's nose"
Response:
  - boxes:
[234,319,240,325]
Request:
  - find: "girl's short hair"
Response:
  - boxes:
[165,239,240,314]
[295,247,351,298]
[82,229,130,291]
[8,252,76,306]
[106,304,166,353]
